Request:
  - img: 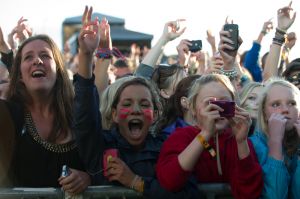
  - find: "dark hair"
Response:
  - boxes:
[113,59,129,68]
[282,59,300,87]
[240,50,248,66]
[151,64,185,90]
[282,59,300,77]
[8,34,74,142]
[155,75,201,133]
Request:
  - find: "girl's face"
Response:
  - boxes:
[264,85,300,131]
[112,84,155,148]
[243,86,263,119]
[195,81,233,131]
[20,40,57,94]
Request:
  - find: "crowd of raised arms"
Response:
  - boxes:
[0,2,299,199]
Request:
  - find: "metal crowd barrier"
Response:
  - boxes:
[0,183,233,199]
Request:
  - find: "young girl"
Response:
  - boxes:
[250,78,300,199]
[239,82,264,135]
[156,74,263,198]
[155,75,200,136]
[73,6,199,199]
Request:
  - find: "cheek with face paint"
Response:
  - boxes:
[119,108,132,119]
[143,109,154,122]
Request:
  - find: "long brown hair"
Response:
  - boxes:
[7,35,74,142]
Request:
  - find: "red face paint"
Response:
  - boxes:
[143,109,154,122]
[119,108,132,119]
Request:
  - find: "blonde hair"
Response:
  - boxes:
[239,82,264,107]
[188,74,236,114]
[257,77,300,156]
[257,77,300,134]
[100,76,135,130]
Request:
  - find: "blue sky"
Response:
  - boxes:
[1,0,299,60]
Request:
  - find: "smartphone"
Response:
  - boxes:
[103,148,119,176]
[210,100,235,118]
[188,40,202,52]
[223,24,239,51]
[61,165,70,177]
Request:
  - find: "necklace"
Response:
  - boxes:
[24,111,76,153]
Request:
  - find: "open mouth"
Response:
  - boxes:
[128,119,143,136]
[31,70,46,78]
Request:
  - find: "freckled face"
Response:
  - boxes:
[112,85,155,148]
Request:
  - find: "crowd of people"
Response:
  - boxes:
[0,2,299,199]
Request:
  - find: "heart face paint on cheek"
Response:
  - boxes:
[143,109,154,122]
[119,108,132,119]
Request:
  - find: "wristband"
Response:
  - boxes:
[197,134,216,157]
[95,48,112,59]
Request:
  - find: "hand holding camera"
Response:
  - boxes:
[103,148,119,177]
[209,100,235,118]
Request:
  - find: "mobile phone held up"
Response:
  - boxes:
[223,24,239,51]
[210,100,235,118]
[188,40,202,52]
[61,165,70,177]
[103,149,119,177]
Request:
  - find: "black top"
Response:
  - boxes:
[3,100,85,187]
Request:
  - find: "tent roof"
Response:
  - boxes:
[110,26,153,41]
[63,12,125,26]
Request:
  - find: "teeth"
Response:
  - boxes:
[32,70,45,77]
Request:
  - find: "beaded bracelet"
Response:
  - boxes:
[95,48,112,59]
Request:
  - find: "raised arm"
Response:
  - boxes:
[135,20,186,79]
[142,19,186,67]
[244,19,273,82]
[0,26,13,72]
[94,17,112,95]
[74,6,105,175]
[263,2,296,81]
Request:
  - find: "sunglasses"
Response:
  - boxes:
[286,73,300,86]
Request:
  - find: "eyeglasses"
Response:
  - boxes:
[286,73,300,86]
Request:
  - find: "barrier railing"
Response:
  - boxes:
[0,183,233,199]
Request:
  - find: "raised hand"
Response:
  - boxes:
[206,29,217,55]
[218,27,243,70]
[58,168,91,195]
[176,39,191,67]
[78,6,100,55]
[0,26,10,53]
[162,19,186,42]
[285,32,297,50]
[277,1,296,31]
[206,52,223,74]
[261,19,273,35]
[98,17,112,49]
